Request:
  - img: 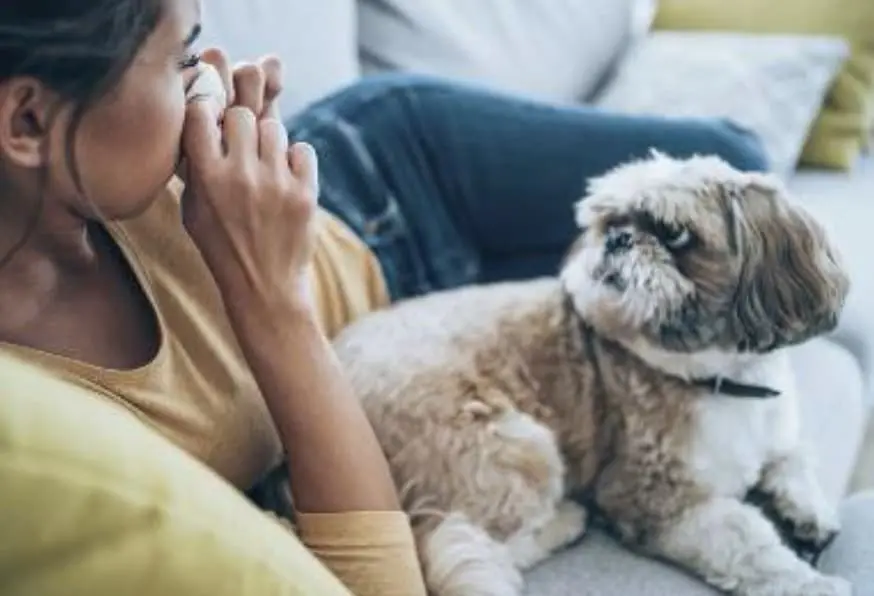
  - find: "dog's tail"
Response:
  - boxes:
[417,512,522,596]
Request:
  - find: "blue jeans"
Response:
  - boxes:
[288,75,768,301]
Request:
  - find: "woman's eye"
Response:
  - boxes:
[178,52,202,70]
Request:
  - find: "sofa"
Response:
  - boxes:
[193,0,874,593]
[7,2,868,596]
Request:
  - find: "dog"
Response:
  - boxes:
[332,153,852,596]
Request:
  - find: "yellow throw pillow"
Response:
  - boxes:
[654,0,874,170]
[801,108,867,168]
[0,354,353,596]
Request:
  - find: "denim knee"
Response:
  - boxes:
[706,119,770,173]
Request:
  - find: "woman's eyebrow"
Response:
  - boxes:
[183,23,202,48]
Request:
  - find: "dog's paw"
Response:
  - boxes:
[760,486,840,564]
[747,573,851,596]
[507,500,588,570]
[780,502,841,564]
[539,499,588,550]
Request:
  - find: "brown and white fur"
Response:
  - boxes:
[333,153,851,596]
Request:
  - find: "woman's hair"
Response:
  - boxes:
[0,0,163,265]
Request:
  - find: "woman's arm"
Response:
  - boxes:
[234,301,399,513]
[240,305,426,596]
[180,53,427,594]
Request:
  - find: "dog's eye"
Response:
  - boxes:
[659,224,693,250]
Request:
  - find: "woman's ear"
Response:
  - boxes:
[0,78,56,170]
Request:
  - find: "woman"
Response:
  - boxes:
[0,0,768,594]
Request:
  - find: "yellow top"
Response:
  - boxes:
[0,182,426,596]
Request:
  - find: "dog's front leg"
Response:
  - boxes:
[647,497,850,596]
[755,451,840,561]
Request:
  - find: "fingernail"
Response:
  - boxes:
[302,144,320,199]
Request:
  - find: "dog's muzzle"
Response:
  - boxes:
[604,228,633,255]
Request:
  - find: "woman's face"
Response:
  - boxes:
[53,0,203,220]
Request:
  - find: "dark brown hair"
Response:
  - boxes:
[0,0,163,265]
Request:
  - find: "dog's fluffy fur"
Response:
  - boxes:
[333,153,852,596]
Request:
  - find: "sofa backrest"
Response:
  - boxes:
[357,0,636,104]
[198,0,360,118]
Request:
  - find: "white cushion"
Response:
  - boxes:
[198,0,359,118]
[358,0,635,103]
[630,0,658,39]
[594,32,849,177]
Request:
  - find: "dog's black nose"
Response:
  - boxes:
[605,229,633,253]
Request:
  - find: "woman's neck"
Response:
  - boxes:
[0,186,99,270]
[0,190,103,334]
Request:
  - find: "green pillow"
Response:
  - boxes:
[654,0,874,170]
[0,353,353,596]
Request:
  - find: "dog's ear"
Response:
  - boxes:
[728,175,850,352]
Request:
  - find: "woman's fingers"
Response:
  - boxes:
[289,142,320,200]
[202,51,283,120]
[259,118,289,163]
[224,106,259,159]
[200,48,235,106]
[182,99,222,166]
[233,61,266,117]
[185,52,291,175]
[259,55,284,120]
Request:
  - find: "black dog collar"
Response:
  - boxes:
[563,293,782,400]
[692,376,781,399]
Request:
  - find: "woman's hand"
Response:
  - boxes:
[180,51,406,521]
[199,48,284,120]
[180,52,319,324]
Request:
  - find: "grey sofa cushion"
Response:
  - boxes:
[526,529,720,596]
[358,0,634,103]
[819,491,874,592]
[198,0,359,118]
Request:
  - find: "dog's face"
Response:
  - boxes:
[560,153,850,354]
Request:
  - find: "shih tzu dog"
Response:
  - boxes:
[333,153,851,596]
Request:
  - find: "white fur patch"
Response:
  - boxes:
[655,497,850,595]
[421,514,522,596]
[627,341,801,497]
